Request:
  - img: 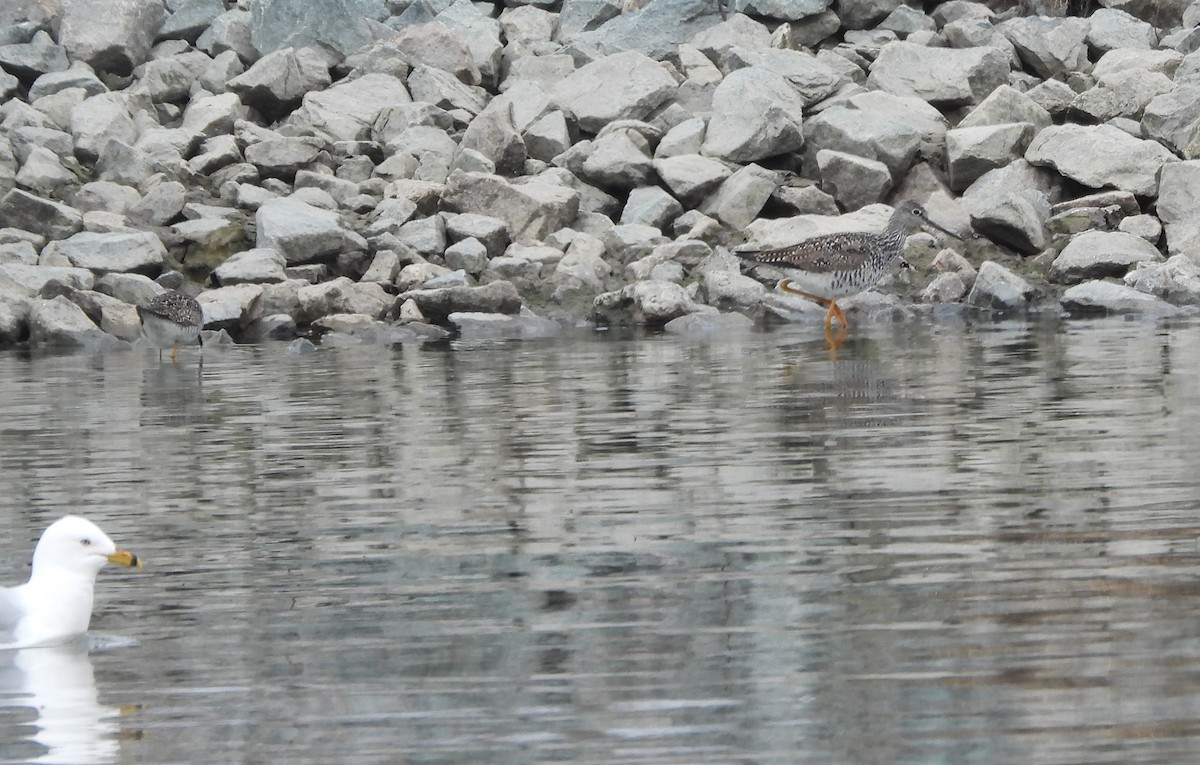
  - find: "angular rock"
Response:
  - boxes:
[159,0,226,43]
[244,137,326,179]
[921,271,968,303]
[213,248,289,285]
[226,47,332,119]
[407,65,489,115]
[577,129,656,190]
[802,105,919,180]
[459,100,526,176]
[701,164,781,229]
[1142,85,1200,159]
[866,41,1009,106]
[0,189,83,240]
[443,171,580,243]
[294,278,391,323]
[816,149,891,209]
[256,197,348,264]
[197,8,256,62]
[42,231,166,275]
[701,67,805,163]
[653,154,731,204]
[182,93,247,138]
[946,123,1035,191]
[59,0,164,75]
[289,73,412,142]
[1071,69,1173,122]
[997,15,1090,80]
[0,30,69,79]
[592,279,713,326]
[1125,255,1200,304]
[250,0,381,61]
[1086,7,1156,52]
[620,186,684,229]
[958,85,1052,131]
[398,280,522,323]
[1157,160,1200,259]
[69,93,138,162]
[1025,124,1177,197]
[391,20,480,85]
[1050,231,1162,285]
[550,50,678,134]
[28,295,120,349]
[1060,280,1179,316]
[965,260,1037,312]
[573,0,723,59]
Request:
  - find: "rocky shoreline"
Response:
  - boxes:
[1,0,1198,350]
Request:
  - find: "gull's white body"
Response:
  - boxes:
[0,516,134,649]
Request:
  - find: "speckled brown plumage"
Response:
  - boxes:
[137,291,202,362]
[736,201,960,330]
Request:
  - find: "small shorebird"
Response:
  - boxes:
[137,290,203,362]
[736,201,961,331]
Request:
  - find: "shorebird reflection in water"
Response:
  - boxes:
[137,290,202,363]
[736,201,962,332]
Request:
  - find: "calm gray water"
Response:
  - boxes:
[2,316,1200,764]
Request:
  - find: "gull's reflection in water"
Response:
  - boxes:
[0,639,120,764]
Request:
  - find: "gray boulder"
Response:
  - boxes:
[1086,7,1156,52]
[213,248,289,285]
[1125,255,1200,304]
[946,123,1035,191]
[653,154,732,204]
[256,197,348,264]
[288,73,412,141]
[226,47,332,118]
[700,164,779,229]
[442,171,580,243]
[59,0,164,74]
[664,311,754,334]
[397,280,522,323]
[250,0,382,62]
[459,100,526,176]
[0,189,83,240]
[1049,231,1162,284]
[1157,160,1200,258]
[0,264,95,296]
[802,105,919,180]
[816,150,891,208]
[997,15,1090,79]
[1060,280,1180,316]
[965,260,1037,312]
[866,41,1009,106]
[593,279,714,326]
[550,51,678,134]
[42,231,166,275]
[391,20,480,85]
[28,295,121,349]
[0,30,69,79]
[958,85,1052,130]
[1025,124,1177,197]
[1142,85,1200,159]
[296,278,391,323]
[573,0,723,58]
[159,0,227,43]
[700,67,805,163]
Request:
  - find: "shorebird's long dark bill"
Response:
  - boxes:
[923,217,962,240]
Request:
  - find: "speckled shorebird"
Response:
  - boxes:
[137,290,202,362]
[736,201,961,330]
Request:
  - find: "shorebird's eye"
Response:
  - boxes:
[80,538,91,547]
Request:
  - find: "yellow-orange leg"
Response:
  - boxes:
[778,279,850,329]
[170,341,179,363]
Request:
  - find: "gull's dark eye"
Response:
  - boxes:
[80,538,91,547]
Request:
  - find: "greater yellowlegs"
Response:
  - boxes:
[137,290,202,362]
[736,201,961,330]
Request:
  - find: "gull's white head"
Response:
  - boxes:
[30,515,141,578]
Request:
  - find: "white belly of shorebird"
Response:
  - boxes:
[140,314,199,348]
[782,268,874,300]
